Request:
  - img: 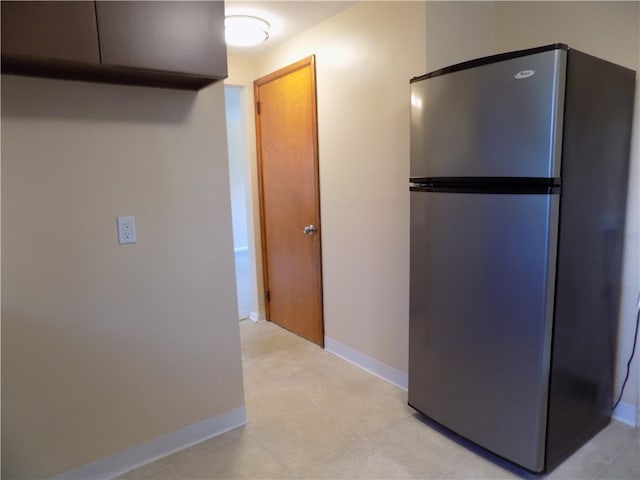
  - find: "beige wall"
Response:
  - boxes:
[494,1,639,70]
[425,1,495,71]
[246,1,427,372]
[493,0,640,425]
[1,76,245,478]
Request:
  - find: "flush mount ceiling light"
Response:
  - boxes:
[225,15,270,47]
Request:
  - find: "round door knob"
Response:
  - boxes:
[303,224,317,235]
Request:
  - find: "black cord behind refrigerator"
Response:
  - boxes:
[612,293,640,411]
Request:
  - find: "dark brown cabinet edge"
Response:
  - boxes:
[1,55,222,90]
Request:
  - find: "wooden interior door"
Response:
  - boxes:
[254,56,324,346]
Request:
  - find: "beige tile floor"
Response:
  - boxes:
[117,320,640,480]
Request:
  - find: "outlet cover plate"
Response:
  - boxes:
[117,216,136,244]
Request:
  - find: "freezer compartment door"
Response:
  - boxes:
[408,190,559,472]
[410,49,566,179]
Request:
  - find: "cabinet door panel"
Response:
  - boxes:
[96,1,227,78]
[1,1,100,64]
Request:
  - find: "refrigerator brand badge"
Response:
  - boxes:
[514,69,535,80]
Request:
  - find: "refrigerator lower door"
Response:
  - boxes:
[408,190,559,472]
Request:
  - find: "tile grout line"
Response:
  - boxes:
[242,428,301,479]
[245,397,367,478]
[290,441,361,478]
[415,447,472,480]
[167,464,180,480]
[592,423,640,480]
[242,321,452,480]
[241,321,640,480]
[591,435,635,480]
[289,400,366,476]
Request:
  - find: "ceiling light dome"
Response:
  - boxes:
[225,15,270,47]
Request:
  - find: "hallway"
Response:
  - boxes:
[117,320,639,479]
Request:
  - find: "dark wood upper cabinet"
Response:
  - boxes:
[1,1,100,64]
[1,1,227,89]
[96,1,227,79]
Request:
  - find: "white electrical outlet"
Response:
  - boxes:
[117,216,136,244]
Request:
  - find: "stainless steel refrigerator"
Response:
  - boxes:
[408,44,635,473]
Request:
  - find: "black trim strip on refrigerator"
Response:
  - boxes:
[410,43,569,83]
[409,177,562,195]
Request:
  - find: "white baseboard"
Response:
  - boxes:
[323,337,640,429]
[324,336,408,390]
[233,246,249,253]
[612,401,637,427]
[249,311,260,322]
[53,406,247,480]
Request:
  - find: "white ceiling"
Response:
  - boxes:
[225,1,358,56]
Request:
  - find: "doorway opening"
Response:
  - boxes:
[225,85,252,320]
